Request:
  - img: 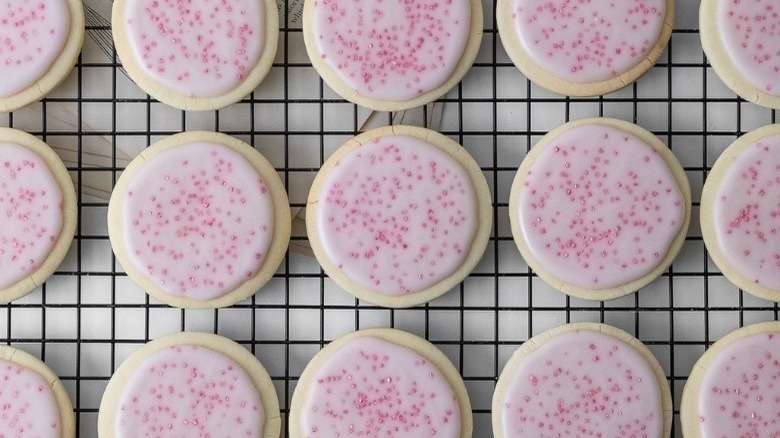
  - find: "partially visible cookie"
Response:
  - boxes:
[289,328,472,438]
[0,0,84,112]
[0,128,77,303]
[306,125,492,308]
[112,0,278,111]
[98,332,281,438]
[302,0,483,111]
[496,0,674,96]
[509,118,691,301]
[493,323,673,438]
[700,0,780,109]
[700,124,780,302]
[108,131,290,309]
[681,322,780,437]
[0,346,75,437]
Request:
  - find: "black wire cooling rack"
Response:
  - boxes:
[1,1,779,437]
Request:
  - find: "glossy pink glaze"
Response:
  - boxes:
[116,344,264,437]
[719,0,780,96]
[697,331,780,437]
[501,330,663,437]
[517,124,684,289]
[512,0,666,83]
[311,0,471,101]
[713,134,780,290]
[124,0,265,97]
[0,142,63,290]
[0,0,70,97]
[301,337,461,437]
[122,142,274,301]
[317,135,478,295]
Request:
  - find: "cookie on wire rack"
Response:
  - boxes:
[496,0,674,96]
[98,332,281,437]
[108,131,290,309]
[302,0,483,111]
[0,345,75,437]
[508,118,691,301]
[112,0,278,111]
[700,0,780,109]
[493,323,673,438]
[0,128,77,303]
[289,328,472,437]
[700,124,780,302]
[306,125,492,308]
[681,321,780,437]
[0,0,84,112]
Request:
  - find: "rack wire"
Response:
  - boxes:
[0,0,778,437]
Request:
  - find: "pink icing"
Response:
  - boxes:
[122,142,274,301]
[0,142,63,290]
[123,0,265,97]
[719,0,780,96]
[116,344,265,437]
[517,124,684,289]
[713,134,780,290]
[0,359,61,437]
[0,0,70,97]
[317,135,477,295]
[301,337,461,437]
[512,0,666,83]
[500,329,663,437]
[311,0,471,101]
[697,331,780,437]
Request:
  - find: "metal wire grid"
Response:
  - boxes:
[0,0,778,437]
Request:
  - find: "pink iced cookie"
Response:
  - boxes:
[0,143,63,290]
[289,329,472,438]
[0,346,75,438]
[0,360,61,436]
[509,118,690,300]
[681,322,780,438]
[99,332,281,438]
[108,132,290,308]
[303,0,482,110]
[701,124,780,302]
[307,126,491,308]
[0,0,83,112]
[497,0,673,96]
[701,0,780,109]
[493,323,672,438]
[113,0,278,110]
[0,129,77,303]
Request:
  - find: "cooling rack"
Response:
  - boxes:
[0,0,778,436]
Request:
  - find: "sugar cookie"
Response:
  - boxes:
[306,125,492,308]
[289,328,472,437]
[509,118,691,301]
[108,131,290,308]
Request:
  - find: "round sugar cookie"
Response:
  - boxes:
[508,118,691,301]
[306,125,492,308]
[700,124,780,302]
[680,321,780,437]
[0,345,75,438]
[98,332,281,438]
[112,0,278,111]
[493,323,673,438]
[0,128,77,303]
[302,0,483,111]
[496,0,674,96]
[700,0,780,109]
[289,328,472,438]
[0,0,84,113]
[108,131,290,309]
